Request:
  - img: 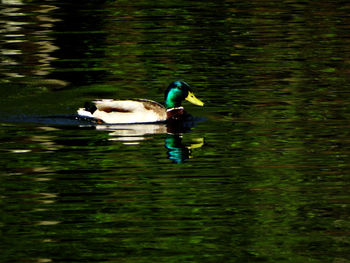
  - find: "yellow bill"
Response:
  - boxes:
[186,91,204,106]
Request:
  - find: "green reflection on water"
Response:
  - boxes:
[1,0,350,262]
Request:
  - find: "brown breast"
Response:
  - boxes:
[166,108,185,120]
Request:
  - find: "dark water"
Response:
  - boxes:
[1,0,350,262]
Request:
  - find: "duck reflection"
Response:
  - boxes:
[96,123,167,144]
[94,119,204,163]
[165,134,204,164]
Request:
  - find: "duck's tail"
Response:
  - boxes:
[77,102,97,117]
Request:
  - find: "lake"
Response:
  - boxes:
[1,0,349,262]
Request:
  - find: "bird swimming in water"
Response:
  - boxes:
[77,81,204,124]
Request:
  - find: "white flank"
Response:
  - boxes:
[77,99,167,124]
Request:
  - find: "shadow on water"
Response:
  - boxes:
[3,113,206,164]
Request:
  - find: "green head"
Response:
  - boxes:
[164,81,204,109]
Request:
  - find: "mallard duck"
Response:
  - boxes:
[77,81,204,124]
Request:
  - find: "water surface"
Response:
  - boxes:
[1,0,349,262]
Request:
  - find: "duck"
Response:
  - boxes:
[77,81,204,124]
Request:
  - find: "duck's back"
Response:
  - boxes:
[77,99,167,124]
